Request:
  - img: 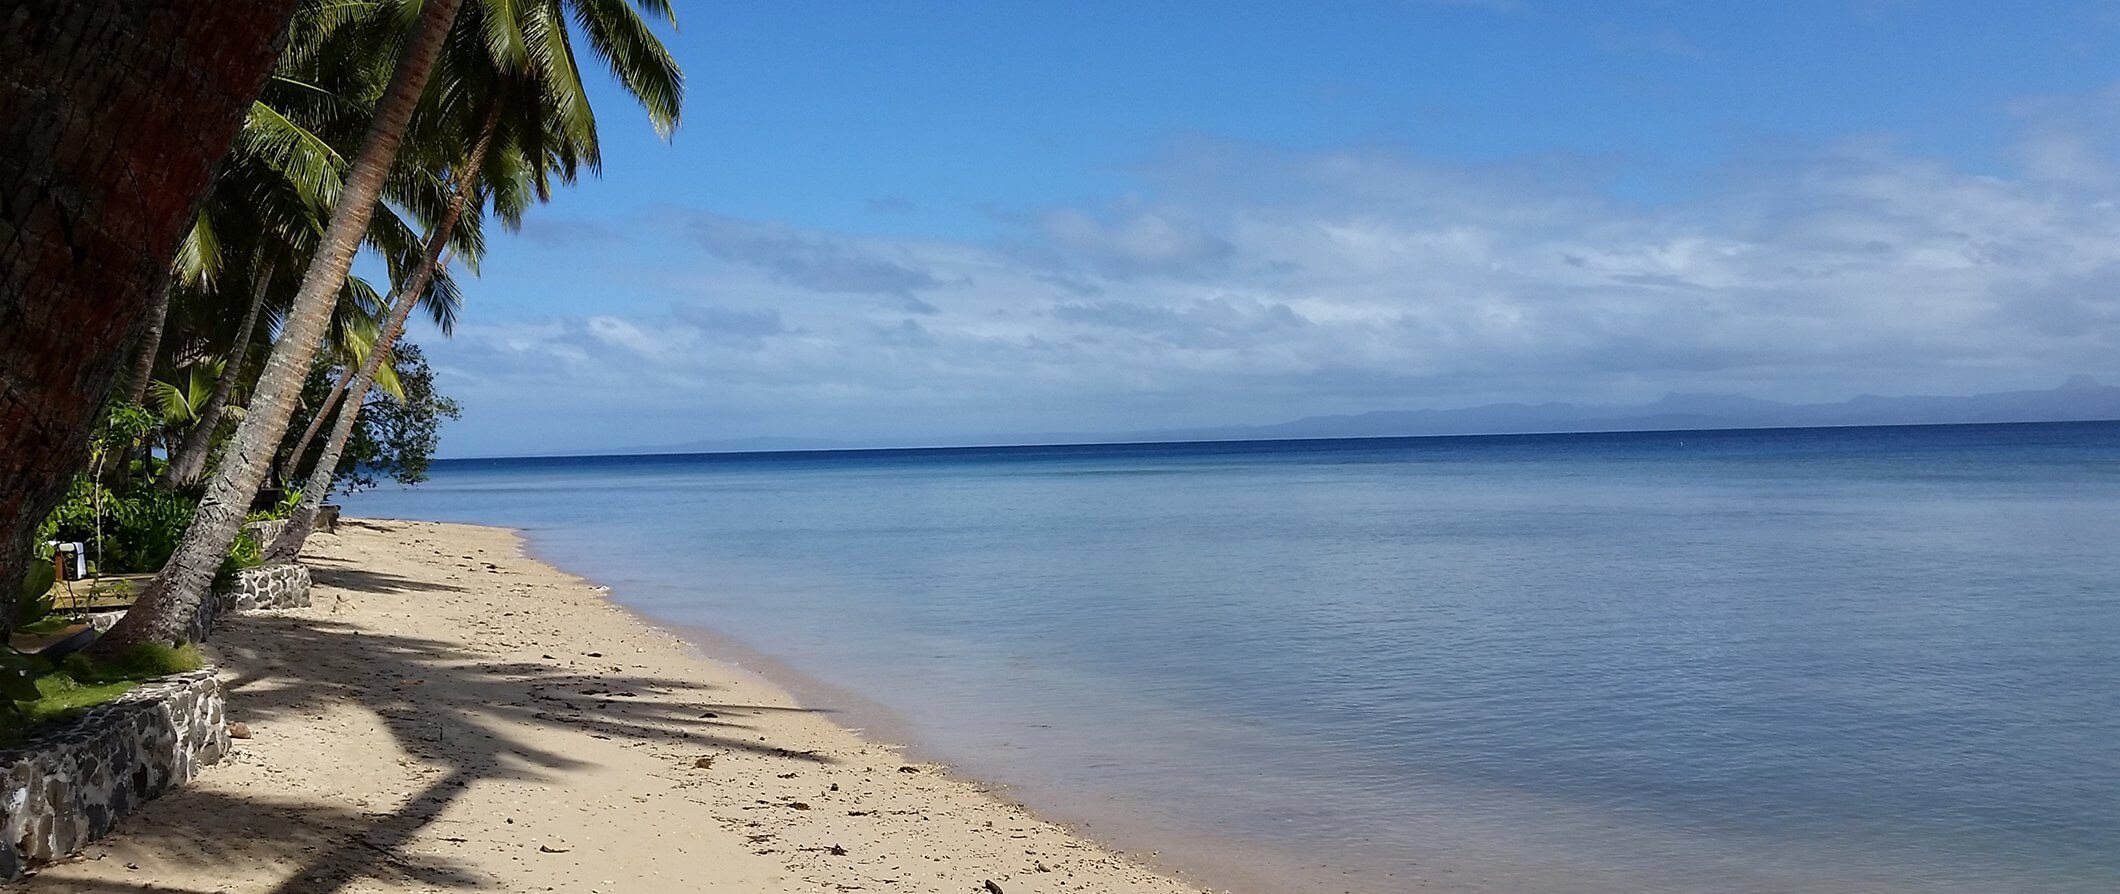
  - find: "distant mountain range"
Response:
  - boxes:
[1130,376,2120,443]
[622,377,2120,455]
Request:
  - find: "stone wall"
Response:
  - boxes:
[213,562,311,614]
[0,670,228,880]
[240,518,286,548]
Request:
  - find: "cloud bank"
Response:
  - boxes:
[428,95,2120,453]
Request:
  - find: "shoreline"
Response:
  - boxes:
[470,524,1326,894]
[562,559,1321,894]
[26,518,1216,893]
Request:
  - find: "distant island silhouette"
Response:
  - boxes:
[600,377,2120,456]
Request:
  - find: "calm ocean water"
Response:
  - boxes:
[345,422,2120,893]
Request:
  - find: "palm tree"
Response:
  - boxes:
[265,136,502,564]
[0,0,300,634]
[159,83,472,491]
[266,0,683,563]
[160,268,274,490]
[278,0,681,481]
[282,368,363,481]
[99,0,469,650]
[123,287,177,406]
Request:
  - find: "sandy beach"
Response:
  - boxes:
[22,518,1211,894]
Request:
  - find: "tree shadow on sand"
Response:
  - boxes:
[304,564,470,595]
[29,611,834,893]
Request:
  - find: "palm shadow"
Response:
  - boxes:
[29,609,834,893]
[305,566,469,595]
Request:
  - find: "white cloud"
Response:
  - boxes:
[427,96,2120,451]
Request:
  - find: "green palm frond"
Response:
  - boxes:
[151,362,224,424]
[371,351,406,401]
[625,0,671,24]
[237,100,346,216]
[480,0,532,71]
[295,0,392,36]
[521,1,598,166]
[338,325,408,401]
[569,0,683,136]
[174,214,224,289]
[423,265,464,335]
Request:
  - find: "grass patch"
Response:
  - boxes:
[61,642,205,684]
[19,674,139,725]
[14,615,79,637]
[0,643,206,745]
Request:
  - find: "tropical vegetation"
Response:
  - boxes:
[0,0,682,729]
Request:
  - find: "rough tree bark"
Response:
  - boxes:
[283,365,358,481]
[99,0,468,649]
[0,0,298,635]
[268,104,498,565]
[123,280,174,404]
[163,266,274,490]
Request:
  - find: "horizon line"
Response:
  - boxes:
[434,417,2120,464]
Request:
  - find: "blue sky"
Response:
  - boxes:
[398,0,2120,455]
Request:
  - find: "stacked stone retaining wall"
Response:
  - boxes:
[0,557,313,875]
[0,671,228,880]
[213,562,312,615]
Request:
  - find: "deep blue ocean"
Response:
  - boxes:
[345,421,2120,893]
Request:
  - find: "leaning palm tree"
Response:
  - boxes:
[280,0,679,480]
[155,269,273,491]
[266,0,682,563]
[160,89,471,491]
[98,0,469,650]
[267,131,539,562]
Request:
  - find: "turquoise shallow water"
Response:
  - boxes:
[346,422,2120,893]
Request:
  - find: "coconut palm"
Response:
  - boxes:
[158,84,473,491]
[280,0,681,481]
[265,0,682,563]
[159,271,274,490]
[98,0,470,650]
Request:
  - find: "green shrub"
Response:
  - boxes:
[0,650,47,704]
[106,491,197,573]
[40,482,200,575]
[212,531,263,592]
[246,490,303,523]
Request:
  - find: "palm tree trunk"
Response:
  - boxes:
[267,104,500,565]
[124,280,175,405]
[0,0,297,638]
[282,365,358,481]
[98,0,467,650]
[264,263,435,563]
[163,266,274,490]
